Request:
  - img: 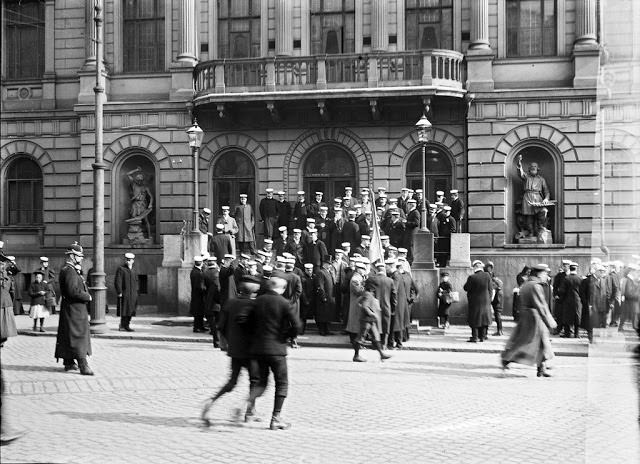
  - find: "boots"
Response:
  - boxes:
[374,341,391,361]
[537,363,552,378]
[63,359,78,371]
[78,358,94,376]
[269,415,291,430]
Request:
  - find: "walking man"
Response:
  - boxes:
[54,243,94,375]
[115,252,138,332]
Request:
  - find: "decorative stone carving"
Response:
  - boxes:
[515,154,556,244]
[124,166,154,246]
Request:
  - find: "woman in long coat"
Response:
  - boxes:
[501,264,556,377]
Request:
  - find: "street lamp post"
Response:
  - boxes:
[415,114,432,232]
[186,121,204,233]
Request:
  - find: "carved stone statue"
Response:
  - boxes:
[124,167,154,245]
[515,155,555,244]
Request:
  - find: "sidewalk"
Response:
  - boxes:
[13,311,633,357]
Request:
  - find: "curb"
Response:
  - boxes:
[17,330,590,357]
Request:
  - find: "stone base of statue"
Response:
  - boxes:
[123,220,152,247]
[410,230,438,322]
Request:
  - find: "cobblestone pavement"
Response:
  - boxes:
[1,334,638,464]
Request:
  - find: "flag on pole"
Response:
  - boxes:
[368,188,385,265]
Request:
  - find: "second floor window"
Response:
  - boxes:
[310,0,356,54]
[123,0,165,72]
[406,0,453,50]
[218,0,261,58]
[5,157,43,226]
[507,0,556,57]
[4,0,45,79]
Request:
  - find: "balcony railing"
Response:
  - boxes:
[194,49,464,97]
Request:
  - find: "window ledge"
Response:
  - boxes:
[0,225,44,231]
[494,56,570,65]
[503,243,566,249]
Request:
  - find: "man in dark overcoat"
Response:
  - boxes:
[308,192,326,219]
[552,260,570,331]
[54,243,94,375]
[386,209,406,248]
[580,264,599,343]
[218,254,237,306]
[285,229,305,269]
[558,262,583,338]
[436,206,456,267]
[234,194,255,255]
[210,224,233,262]
[245,276,300,430]
[299,263,315,335]
[314,259,335,336]
[275,191,292,238]
[368,261,396,349]
[404,199,420,265]
[190,256,208,333]
[303,229,327,270]
[463,259,493,342]
[203,256,221,347]
[114,252,138,332]
[259,188,279,239]
[341,211,361,251]
[292,191,309,230]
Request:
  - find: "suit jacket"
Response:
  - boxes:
[259,197,278,221]
[250,291,301,356]
[210,233,233,263]
[218,296,255,358]
[437,216,456,237]
[284,238,305,268]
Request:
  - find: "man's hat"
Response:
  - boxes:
[293,228,302,233]
[472,260,484,267]
[348,210,356,216]
[533,263,551,272]
[203,207,212,214]
[216,223,224,230]
[375,261,386,268]
[224,254,235,259]
[345,187,353,191]
[320,206,328,211]
[379,193,387,198]
[334,249,345,254]
[247,260,257,266]
[240,253,251,259]
[221,206,230,211]
[315,191,323,196]
[304,263,314,270]
[415,189,423,194]
[450,189,459,194]
[408,199,417,204]
[380,235,390,240]
[297,190,305,195]
[388,246,398,251]
[276,256,287,263]
[361,188,369,194]
[361,235,371,240]
[124,252,135,260]
[334,207,342,212]
[277,190,286,195]
[334,198,343,203]
[239,194,247,198]
[444,206,452,211]
[440,271,450,276]
[397,248,408,254]
[65,242,84,257]
[401,187,409,191]
[39,256,49,262]
[355,262,368,269]
[341,242,351,247]
[264,239,273,244]
[6,256,16,261]
[436,190,444,196]
[282,252,294,259]
[240,275,262,285]
[306,218,316,223]
[308,228,318,234]
[377,187,387,191]
[33,269,45,276]
[388,198,398,203]
[359,257,371,264]
[429,203,437,209]
[278,225,288,232]
[265,188,274,193]
[385,258,397,265]
[391,210,400,215]
[569,262,579,268]
[194,255,204,262]
[207,256,217,262]
[562,259,572,265]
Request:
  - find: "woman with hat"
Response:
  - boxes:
[28,269,49,332]
[55,242,94,375]
[501,263,556,377]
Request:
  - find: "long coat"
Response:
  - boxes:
[218,296,255,359]
[501,278,555,366]
[463,270,493,328]
[234,204,255,242]
[580,274,599,330]
[281,270,302,320]
[189,266,206,316]
[210,233,233,263]
[400,272,418,329]
[203,266,221,315]
[341,220,361,251]
[304,240,328,268]
[368,273,396,334]
[300,272,315,321]
[55,263,92,360]
[346,272,366,333]
[314,265,335,323]
[114,265,138,317]
[558,273,583,326]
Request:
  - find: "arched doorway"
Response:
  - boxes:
[303,144,356,203]
[213,150,255,217]
[405,146,452,203]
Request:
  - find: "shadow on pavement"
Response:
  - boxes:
[49,411,201,428]
[2,364,64,373]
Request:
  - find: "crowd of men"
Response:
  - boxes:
[200,186,465,269]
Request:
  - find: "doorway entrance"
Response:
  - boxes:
[303,144,356,203]
[405,146,452,204]
[212,150,255,218]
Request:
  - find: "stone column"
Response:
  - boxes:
[275,0,293,56]
[176,0,197,64]
[469,0,490,50]
[575,0,597,46]
[371,0,388,51]
[82,0,97,69]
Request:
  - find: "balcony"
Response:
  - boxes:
[193,50,465,106]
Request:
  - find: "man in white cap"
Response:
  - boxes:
[414,189,424,212]
[292,190,308,230]
[191,255,208,333]
[342,210,361,252]
[303,229,327,269]
[308,192,325,219]
[354,235,371,259]
[210,223,233,263]
[55,242,94,375]
[259,188,279,239]
[404,198,421,265]
[115,252,138,332]
[449,190,464,233]
[203,255,221,346]
[435,190,446,206]
[37,256,58,315]
[276,191,292,239]
[436,206,456,267]
[397,188,410,214]
[274,226,288,256]
[463,260,493,343]
[199,207,212,234]
[344,186,353,201]
[557,261,582,338]
[217,206,239,255]
[285,229,305,269]
[234,194,255,255]
[552,259,572,333]
[376,192,388,210]
[375,187,387,208]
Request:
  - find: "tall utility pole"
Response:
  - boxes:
[89,0,107,333]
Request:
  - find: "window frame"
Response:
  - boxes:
[405,0,454,51]
[310,0,356,55]
[4,156,44,226]
[217,0,262,59]
[3,0,46,80]
[122,0,166,73]
[505,0,557,58]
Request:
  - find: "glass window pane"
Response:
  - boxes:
[6,158,43,225]
[304,146,355,176]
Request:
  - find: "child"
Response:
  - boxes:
[29,270,49,332]
[437,272,453,329]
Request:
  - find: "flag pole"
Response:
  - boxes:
[369,187,385,265]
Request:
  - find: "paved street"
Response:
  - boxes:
[1,334,639,464]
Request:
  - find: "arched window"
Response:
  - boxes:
[5,157,43,225]
[303,144,356,202]
[213,150,255,216]
[405,146,452,203]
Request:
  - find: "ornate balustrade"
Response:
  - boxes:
[193,49,465,99]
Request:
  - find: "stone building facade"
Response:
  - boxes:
[1,0,638,313]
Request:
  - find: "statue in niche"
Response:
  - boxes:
[515,154,555,244]
[124,167,154,246]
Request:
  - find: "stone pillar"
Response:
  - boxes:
[410,231,438,322]
[575,0,598,46]
[42,0,56,109]
[176,0,197,64]
[469,0,490,50]
[82,0,97,69]
[275,0,293,56]
[371,0,388,52]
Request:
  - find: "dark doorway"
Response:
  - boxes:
[212,150,255,219]
[405,146,452,204]
[303,144,356,203]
